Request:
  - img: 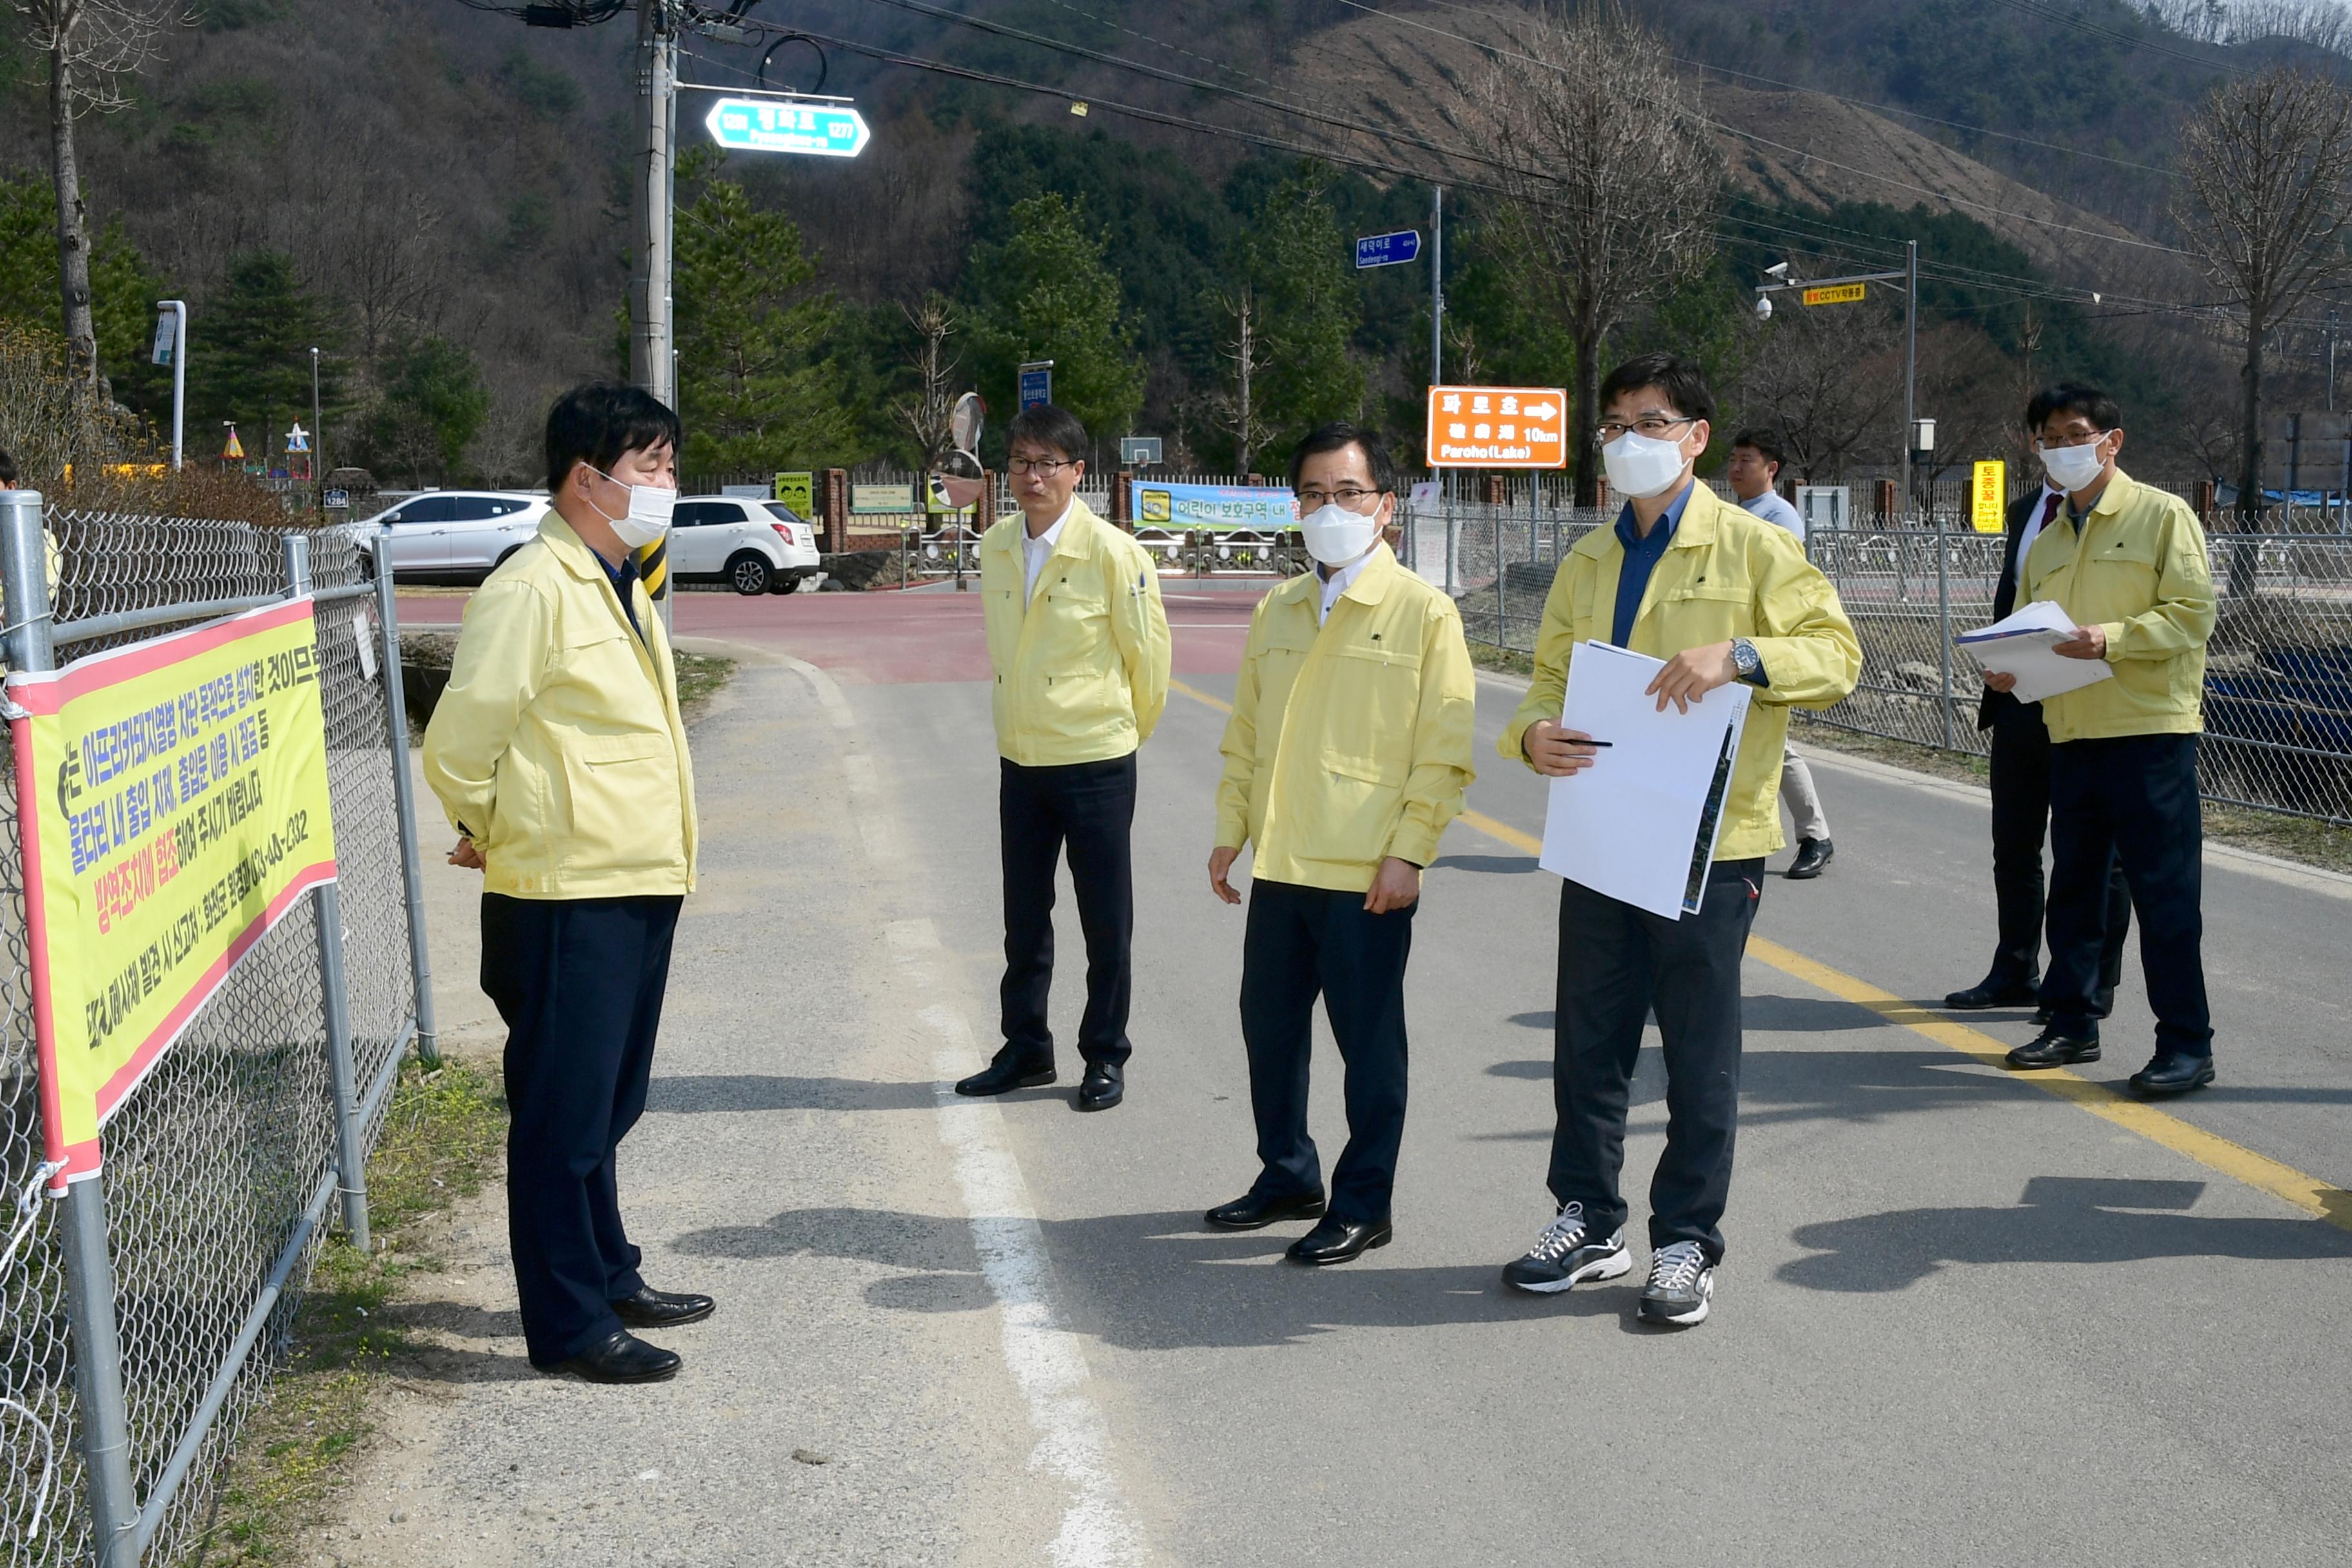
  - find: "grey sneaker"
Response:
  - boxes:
[1500,1201,1631,1294]
[1638,1240,1714,1326]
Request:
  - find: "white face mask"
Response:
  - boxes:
[2039,436,2108,493]
[1601,429,1690,500]
[1297,501,1383,567]
[587,464,677,547]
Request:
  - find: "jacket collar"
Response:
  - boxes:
[2076,467,2137,521]
[1573,478,1724,559]
[540,507,618,581]
[1275,541,1399,610]
[992,495,1104,560]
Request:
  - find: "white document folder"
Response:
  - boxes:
[1537,642,1752,920]
[1955,598,2115,704]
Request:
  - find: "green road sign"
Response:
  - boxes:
[704,97,870,158]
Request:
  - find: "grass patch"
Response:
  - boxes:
[198,1057,507,1565]
[672,648,734,721]
[1466,640,1534,679]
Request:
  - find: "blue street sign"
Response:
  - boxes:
[1355,230,1423,269]
[704,97,870,158]
[1018,362,1053,411]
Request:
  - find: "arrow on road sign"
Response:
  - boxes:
[1524,401,1558,420]
[705,97,870,158]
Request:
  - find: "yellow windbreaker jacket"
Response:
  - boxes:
[1215,544,1477,892]
[422,511,698,899]
[1500,482,1861,862]
[2019,468,2215,742]
[981,498,1171,767]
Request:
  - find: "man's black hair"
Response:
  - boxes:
[544,382,681,495]
[0,449,15,486]
[1598,352,1716,426]
[2026,382,2121,433]
[1288,422,1398,494]
[1006,404,1090,463]
[1729,428,1785,473]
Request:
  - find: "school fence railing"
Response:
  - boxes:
[0,494,438,1566]
[1433,505,2352,828]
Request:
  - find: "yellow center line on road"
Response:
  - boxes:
[1166,681,2352,1233]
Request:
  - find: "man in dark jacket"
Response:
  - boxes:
[1946,389,2130,1017]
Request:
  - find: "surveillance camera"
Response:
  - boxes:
[1765,261,1790,280]
[1754,294,1774,321]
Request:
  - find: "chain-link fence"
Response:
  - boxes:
[1431,493,2352,827]
[0,496,435,1566]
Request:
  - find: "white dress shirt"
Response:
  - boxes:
[1316,550,1374,625]
[1022,500,1073,602]
[2017,483,2063,566]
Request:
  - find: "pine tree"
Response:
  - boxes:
[964,192,1146,456]
[199,251,342,461]
[673,162,854,474]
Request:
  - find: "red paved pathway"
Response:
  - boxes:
[397,580,1264,685]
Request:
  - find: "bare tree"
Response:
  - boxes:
[1204,286,1268,476]
[2173,66,2352,526]
[1463,2,1721,504]
[12,0,186,390]
[1736,304,1902,484]
[1912,323,2017,487]
[891,295,961,471]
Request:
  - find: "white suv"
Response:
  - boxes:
[355,491,547,582]
[671,496,823,594]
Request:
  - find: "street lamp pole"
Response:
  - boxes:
[1754,243,1923,522]
[309,346,323,506]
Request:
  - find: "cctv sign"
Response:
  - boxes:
[1425,386,1569,469]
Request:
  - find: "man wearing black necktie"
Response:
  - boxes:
[1945,388,2131,1016]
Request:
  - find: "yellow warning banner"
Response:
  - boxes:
[8,598,337,1188]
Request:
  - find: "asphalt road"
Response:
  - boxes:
[384,581,2352,1566]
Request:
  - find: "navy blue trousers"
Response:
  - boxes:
[1239,879,1416,1224]
[999,754,1137,1069]
[480,892,682,1366]
[2041,734,2213,1054]
[1548,859,1765,1266]
[1986,703,2132,1002]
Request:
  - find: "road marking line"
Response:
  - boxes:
[921,999,1148,1568]
[1161,682,2352,1233]
[1451,806,2352,1234]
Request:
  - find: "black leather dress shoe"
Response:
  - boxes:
[956,1055,1055,1097]
[2004,1027,2100,1069]
[1285,1215,1393,1265]
[1946,977,2039,1010]
[2129,1050,2215,1095]
[612,1286,714,1329]
[1075,1062,1123,1112]
[546,1329,680,1384]
[1204,1190,1327,1230]
[1786,838,1834,879]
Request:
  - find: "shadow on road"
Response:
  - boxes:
[1778,1175,2352,1293]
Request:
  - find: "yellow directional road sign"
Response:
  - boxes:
[1802,282,1868,307]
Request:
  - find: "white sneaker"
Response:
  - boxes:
[1637,1240,1714,1326]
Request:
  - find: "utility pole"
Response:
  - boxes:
[310,346,323,507]
[1430,185,1444,392]
[1902,238,1917,520]
[629,0,676,408]
[2329,308,2340,415]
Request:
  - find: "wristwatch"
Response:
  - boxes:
[1730,638,1764,683]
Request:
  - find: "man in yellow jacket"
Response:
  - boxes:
[423,384,707,1386]
[957,404,1170,1112]
[1206,422,1476,1266]
[1995,383,2219,1094]
[1498,354,1859,1328]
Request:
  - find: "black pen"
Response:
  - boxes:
[1577,740,1614,747]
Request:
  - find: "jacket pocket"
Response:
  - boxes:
[1297,752,1405,866]
[1654,582,1750,645]
[557,729,679,872]
[1315,644,1422,762]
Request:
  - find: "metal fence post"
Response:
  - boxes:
[282,535,371,1252]
[369,533,440,1068]
[1492,504,1507,644]
[1444,476,1460,597]
[2,492,142,1567]
[1937,527,1955,750]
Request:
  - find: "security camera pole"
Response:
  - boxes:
[1754,239,1921,516]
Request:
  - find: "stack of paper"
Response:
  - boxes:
[1537,642,1752,919]
[1955,599,2114,704]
